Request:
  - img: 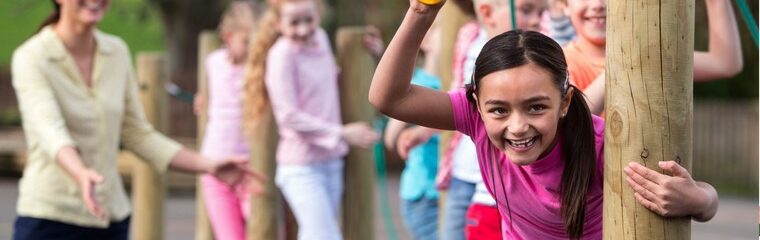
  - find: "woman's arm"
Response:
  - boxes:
[369,1,455,131]
[56,147,106,220]
[693,0,743,82]
[168,149,265,193]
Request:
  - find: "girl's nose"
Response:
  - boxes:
[507,114,529,136]
[296,25,311,36]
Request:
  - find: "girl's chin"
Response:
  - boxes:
[507,157,538,166]
[503,150,539,165]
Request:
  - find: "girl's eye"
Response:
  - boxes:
[488,108,509,116]
[304,16,313,24]
[528,105,547,114]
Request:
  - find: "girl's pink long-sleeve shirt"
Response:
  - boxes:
[265,28,348,165]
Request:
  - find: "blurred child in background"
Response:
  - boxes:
[562,0,744,114]
[198,2,259,239]
[383,23,443,240]
[242,0,379,239]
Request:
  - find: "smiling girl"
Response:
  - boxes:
[369,1,718,239]
[242,0,378,239]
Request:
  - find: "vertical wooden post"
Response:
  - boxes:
[243,26,281,238]
[245,111,280,240]
[336,27,377,240]
[132,53,169,240]
[436,1,472,232]
[604,0,694,238]
[437,2,472,90]
[195,31,219,240]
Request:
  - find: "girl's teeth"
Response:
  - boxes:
[509,137,536,148]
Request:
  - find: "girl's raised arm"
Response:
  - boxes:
[369,1,455,131]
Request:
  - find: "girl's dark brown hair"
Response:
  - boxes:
[38,0,61,32]
[466,30,596,239]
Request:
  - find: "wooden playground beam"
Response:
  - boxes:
[336,27,378,240]
[132,53,169,240]
[195,31,218,240]
[603,0,694,238]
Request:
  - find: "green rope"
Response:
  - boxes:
[373,117,400,240]
[735,0,759,48]
[509,0,517,30]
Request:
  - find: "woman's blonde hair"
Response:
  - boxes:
[241,0,321,134]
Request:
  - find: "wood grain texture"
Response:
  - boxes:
[604,0,694,238]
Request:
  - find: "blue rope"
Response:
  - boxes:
[735,0,759,48]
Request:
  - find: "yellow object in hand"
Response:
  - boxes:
[417,0,442,5]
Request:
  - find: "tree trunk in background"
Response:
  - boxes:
[151,0,229,137]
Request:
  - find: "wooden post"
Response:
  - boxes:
[336,27,377,240]
[437,1,472,90]
[131,53,169,240]
[436,1,472,232]
[195,31,219,240]
[245,111,280,240]
[604,0,693,238]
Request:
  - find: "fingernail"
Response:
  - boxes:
[623,167,630,173]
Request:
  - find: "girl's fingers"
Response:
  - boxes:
[626,176,659,204]
[626,162,665,184]
[247,169,268,183]
[633,192,667,216]
[624,164,661,193]
[247,179,264,195]
[658,161,690,178]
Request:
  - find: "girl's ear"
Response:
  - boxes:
[472,92,484,112]
[476,3,493,24]
[561,86,574,116]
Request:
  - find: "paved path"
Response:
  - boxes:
[0,175,755,239]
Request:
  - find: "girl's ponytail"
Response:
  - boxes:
[558,85,596,239]
[242,9,280,135]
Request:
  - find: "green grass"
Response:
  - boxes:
[0,0,165,66]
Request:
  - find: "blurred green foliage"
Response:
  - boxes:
[0,108,20,126]
[0,0,165,66]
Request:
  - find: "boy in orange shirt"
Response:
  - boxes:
[563,0,744,114]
